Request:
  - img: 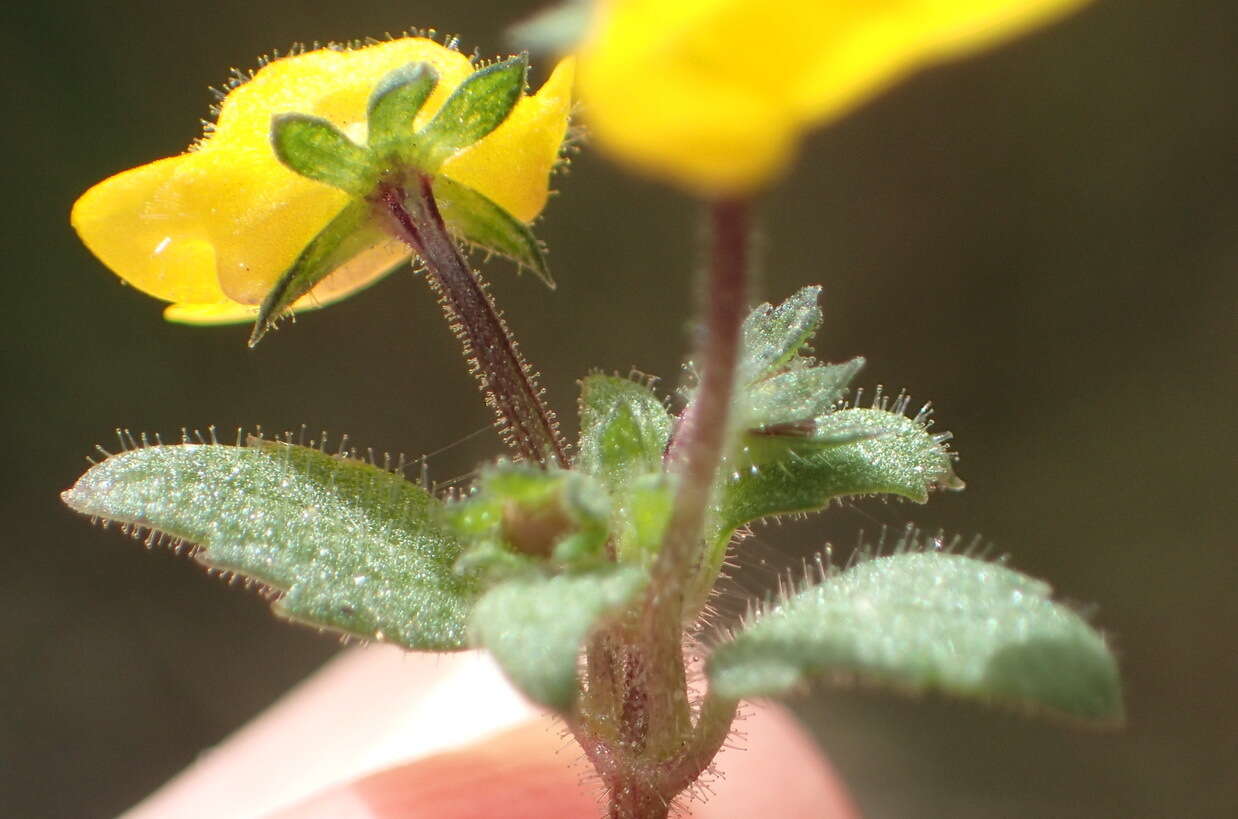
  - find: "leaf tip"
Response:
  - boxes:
[939,469,966,492]
[60,485,88,514]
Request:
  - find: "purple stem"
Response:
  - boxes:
[375,176,567,468]
[650,198,748,621]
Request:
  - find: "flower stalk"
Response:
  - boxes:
[572,199,750,818]
[645,196,749,650]
[376,174,568,468]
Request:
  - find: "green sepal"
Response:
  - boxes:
[62,440,479,650]
[715,407,961,536]
[471,566,646,711]
[707,551,1123,723]
[250,199,410,346]
[430,176,552,286]
[577,375,673,494]
[367,62,439,163]
[270,113,379,196]
[413,54,529,170]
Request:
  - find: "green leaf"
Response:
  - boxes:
[62,440,478,650]
[577,375,672,494]
[250,199,410,346]
[715,407,960,536]
[414,55,529,170]
[270,114,379,196]
[707,551,1123,722]
[431,176,552,286]
[685,288,955,621]
[367,62,439,162]
[576,376,675,566]
[448,462,611,576]
[740,358,864,431]
[472,567,646,710]
[614,474,674,566]
[737,286,823,385]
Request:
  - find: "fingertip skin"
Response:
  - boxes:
[278,702,861,819]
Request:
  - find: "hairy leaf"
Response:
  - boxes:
[715,408,960,536]
[431,176,552,285]
[577,375,672,493]
[577,376,674,565]
[737,285,822,385]
[63,441,477,650]
[615,475,674,566]
[472,566,646,710]
[740,357,864,431]
[270,114,379,196]
[708,552,1122,722]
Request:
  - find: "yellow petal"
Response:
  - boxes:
[71,156,225,303]
[914,0,1095,61]
[165,235,412,326]
[791,0,1095,124]
[74,39,474,309]
[441,57,577,223]
[163,301,258,325]
[73,37,570,324]
[577,0,1092,196]
[208,40,475,148]
[175,150,353,306]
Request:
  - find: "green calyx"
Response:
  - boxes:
[256,56,550,344]
[366,62,439,164]
[409,55,530,171]
[270,55,530,190]
[271,113,383,196]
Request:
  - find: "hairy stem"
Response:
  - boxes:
[582,200,749,818]
[572,671,742,818]
[653,198,749,612]
[640,199,749,736]
[375,176,568,468]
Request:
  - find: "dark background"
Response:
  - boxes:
[3,1,1235,816]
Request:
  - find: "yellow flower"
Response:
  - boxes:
[576,0,1091,196]
[72,38,574,325]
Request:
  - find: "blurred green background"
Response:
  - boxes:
[2,0,1235,816]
